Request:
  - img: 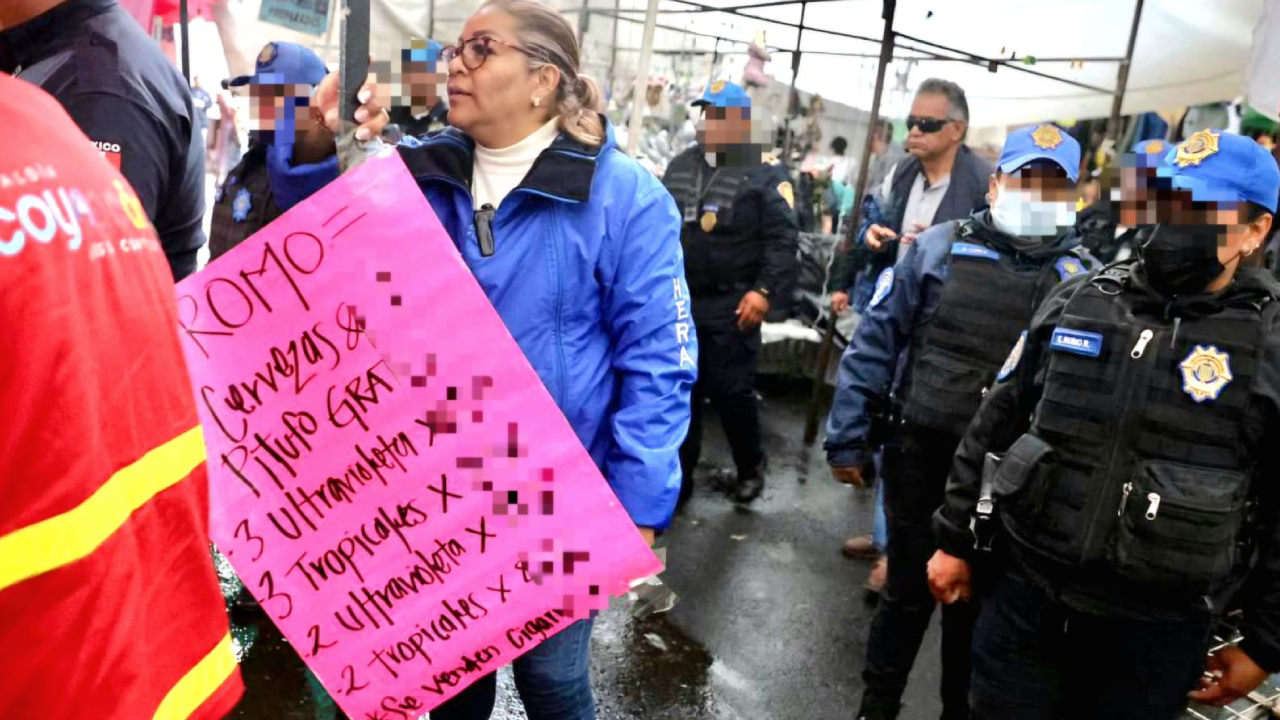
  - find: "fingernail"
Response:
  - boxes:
[356,128,371,141]
[355,108,368,122]
[358,89,372,103]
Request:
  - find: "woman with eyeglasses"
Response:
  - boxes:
[281,1,696,718]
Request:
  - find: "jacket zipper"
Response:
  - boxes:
[1081,324,1159,564]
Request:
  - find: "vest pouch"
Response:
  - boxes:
[902,347,991,435]
[991,433,1056,517]
[1113,460,1248,591]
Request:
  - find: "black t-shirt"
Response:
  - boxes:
[0,0,207,281]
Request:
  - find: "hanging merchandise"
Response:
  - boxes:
[743,29,771,88]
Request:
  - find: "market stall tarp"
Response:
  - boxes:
[611,0,1266,129]
[1247,0,1280,121]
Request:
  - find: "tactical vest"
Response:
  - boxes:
[209,144,281,262]
[996,263,1274,608]
[664,153,757,295]
[901,222,1088,437]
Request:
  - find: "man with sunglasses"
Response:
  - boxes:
[663,80,799,507]
[843,79,993,312]
[826,125,1095,720]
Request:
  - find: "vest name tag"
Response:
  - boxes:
[1050,328,1104,357]
[951,242,1000,261]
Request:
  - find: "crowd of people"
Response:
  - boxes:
[4,0,1280,719]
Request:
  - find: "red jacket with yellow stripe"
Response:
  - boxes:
[0,74,242,720]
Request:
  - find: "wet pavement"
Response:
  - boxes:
[224,380,945,720]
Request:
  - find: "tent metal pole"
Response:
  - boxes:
[1108,0,1145,144]
[626,0,660,157]
[179,0,190,85]
[428,0,436,40]
[781,1,807,162]
[803,0,895,446]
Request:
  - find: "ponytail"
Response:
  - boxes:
[557,73,604,147]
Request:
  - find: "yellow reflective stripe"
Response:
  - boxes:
[0,426,206,591]
[153,632,238,720]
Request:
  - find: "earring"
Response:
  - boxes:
[533,96,541,107]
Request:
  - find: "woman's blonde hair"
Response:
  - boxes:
[479,0,605,146]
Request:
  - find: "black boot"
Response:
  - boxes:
[855,694,901,720]
[733,475,764,504]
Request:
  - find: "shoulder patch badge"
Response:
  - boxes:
[777,181,795,209]
[1055,255,1085,280]
[951,242,1000,261]
[232,187,253,223]
[868,267,894,309]
[996,330,1028,382]
[1179,344,1233,402]
[1049,328,1103,357]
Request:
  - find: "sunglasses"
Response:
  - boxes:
[906,115,953,134]
[440,35,542,72]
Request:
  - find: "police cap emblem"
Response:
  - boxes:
[1032,125,1064,150]
[1145,139,1164,154]
[1179,344,1232,402]
[1176,129,1220,167]
[258,42,278,66]
[710,80,726,94]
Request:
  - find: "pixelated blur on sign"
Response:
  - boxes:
[175,151,662,716]
[258,0,331,35]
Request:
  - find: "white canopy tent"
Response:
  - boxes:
[597,0,1265,129]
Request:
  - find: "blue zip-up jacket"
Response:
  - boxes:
[824,211,1094,468]
[267,120,697,529]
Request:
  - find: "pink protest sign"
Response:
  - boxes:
[177,151,662,717]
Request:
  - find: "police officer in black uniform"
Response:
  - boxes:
[209,42,331,261]
[0,0,207,281]
[663,80,798,506]
[929,131,1280,719]
[826,125,1096,720]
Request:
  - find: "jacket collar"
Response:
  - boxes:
[399,116,614,203]
[0,0,115,74]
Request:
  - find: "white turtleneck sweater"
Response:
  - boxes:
[472,118,560,209]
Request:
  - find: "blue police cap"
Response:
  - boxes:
[692,80,751,109]
[227,42,328,88]
[1129,138,1171,169]
[998,124,1081,183]
[1161,129,1279,213]
[403,39,444,65]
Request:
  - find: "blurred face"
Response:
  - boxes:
[1139,189,1274,294]
[698,106,753,149]
[987,163,1077,238]
[906,92,965,161]
[402,59,445,115]
[248,82,318,144]
[444,7,558,146]
[697,106,760,167]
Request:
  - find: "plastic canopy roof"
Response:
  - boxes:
[624,0,1265,127]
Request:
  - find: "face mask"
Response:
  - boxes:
[1139,223,1229,296]
[990,187,1077,242]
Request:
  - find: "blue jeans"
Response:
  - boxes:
[429,618,596,720]
[872,453,887,553]
[972,570,1212,720]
